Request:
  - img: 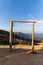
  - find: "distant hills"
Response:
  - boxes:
[0,30,42,45]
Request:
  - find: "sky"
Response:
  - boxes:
[0,0,43,33]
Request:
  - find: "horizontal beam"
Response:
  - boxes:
[9,20,36,23]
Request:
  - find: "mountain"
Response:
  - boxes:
[0,30,41,45]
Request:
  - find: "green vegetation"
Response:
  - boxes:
[0,30,41,45]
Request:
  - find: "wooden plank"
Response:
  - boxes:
[9,20,36,23]
[32,22,34,53]
[9,22,13,51]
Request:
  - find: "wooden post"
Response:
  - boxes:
[32,22,34,53]
[9,21,13,51]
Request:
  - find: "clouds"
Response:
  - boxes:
[35,20,43,23]
[28,14,37,20]
[0,25,10,31]
[0,0,43,33]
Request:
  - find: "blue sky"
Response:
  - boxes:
[0,0,43,33]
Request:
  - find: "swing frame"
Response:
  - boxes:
[9,20,36,53]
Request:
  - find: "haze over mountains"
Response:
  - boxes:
[0,30,42,45]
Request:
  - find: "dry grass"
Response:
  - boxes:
[0,42,43,65]
[0,42,43,50]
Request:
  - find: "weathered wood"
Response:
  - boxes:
[9,20,36,23]
[32,22,34,53]
[9,22,13,51]
[9,20,36,52]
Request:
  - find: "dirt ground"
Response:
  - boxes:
[0,44,43,65]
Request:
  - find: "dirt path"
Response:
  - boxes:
[0,45,43,65]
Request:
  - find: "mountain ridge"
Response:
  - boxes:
[0,29,41,45]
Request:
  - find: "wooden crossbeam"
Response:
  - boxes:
[9,20,36,53]
[9,20,36,23]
